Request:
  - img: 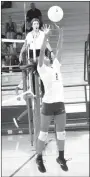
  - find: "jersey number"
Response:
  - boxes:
[56,73,58,80]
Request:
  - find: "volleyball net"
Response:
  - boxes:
[1,38,25,43]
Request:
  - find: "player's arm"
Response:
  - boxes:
[46,41,52,53]
[46,41,55,61]
[38,34,48,67]
[55,28,63,63]
[42,24,53,53]
[38,25,50,67]
[19,40,27,64]
[45,27,55,62]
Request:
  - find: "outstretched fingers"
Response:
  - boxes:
[42,24,51,36]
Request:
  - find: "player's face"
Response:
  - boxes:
[32,21,39,31]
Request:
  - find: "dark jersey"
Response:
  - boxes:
[6,22,16,33]
[26,8,42,21]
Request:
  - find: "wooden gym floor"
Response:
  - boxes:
[2,131,89,177]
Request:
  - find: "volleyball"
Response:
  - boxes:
[48,6,64,22]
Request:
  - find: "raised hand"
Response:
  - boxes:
[42,24,51,36]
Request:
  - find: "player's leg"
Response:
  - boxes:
[55,112,68,171]
[13,80,24,128]
[36,103,53,173]
[54,102,68,171]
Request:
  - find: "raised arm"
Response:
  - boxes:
[46,41,52,53]
[38,35,48,67]
[55,27,63,63]
[38,25,50,67]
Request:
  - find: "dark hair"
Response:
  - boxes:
[16,32,22,37]
[26,17,29,22]
[1,34,6,38]
[2,55,6,61]
[30,2,35,7]
[45,48,50,57]
[45,48,53,63]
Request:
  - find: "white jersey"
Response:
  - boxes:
[37,58,64,103]
[26,30,45,50]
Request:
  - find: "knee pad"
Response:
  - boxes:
[38,131,48,141]
[57,131,66,140]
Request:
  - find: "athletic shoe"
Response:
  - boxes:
[56,157,69,171]
[36,157,46,173]
[13,118,19,128]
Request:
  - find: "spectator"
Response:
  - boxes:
[16,32,22,39]
[1,34,6,38]
[1,42,7,56]
[1,1,12,9]
[5,16,17,39]
[2,56,6,67]
[26,3,43,29]
[8,43,19,72]
[2,56,9,73]
[1,42,11,66]
[16,33,23,67]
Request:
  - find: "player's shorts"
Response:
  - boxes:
[41,102,65,116]
[29,49,40,59]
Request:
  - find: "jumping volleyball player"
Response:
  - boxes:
[36,25,69,173]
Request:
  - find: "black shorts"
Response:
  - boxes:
[41,102,65,116]
[29,49,40,58]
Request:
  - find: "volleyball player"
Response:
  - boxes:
[19,18,53,95]
[19,18,53,64]
[36,25,69,173]
[13,19,53,128]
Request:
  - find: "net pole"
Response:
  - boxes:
[31,27,41,146]
[24,2,34,146]
[33,73,41,148]
[24,2,27,39]
[22,68,33,146]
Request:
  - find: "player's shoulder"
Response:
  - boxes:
[54,58,61,66]
[27,31,32,37]
[26,32,32,39]
[39,30,44,34]
[39,30,45,39]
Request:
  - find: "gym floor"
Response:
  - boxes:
[2,131,89,177]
